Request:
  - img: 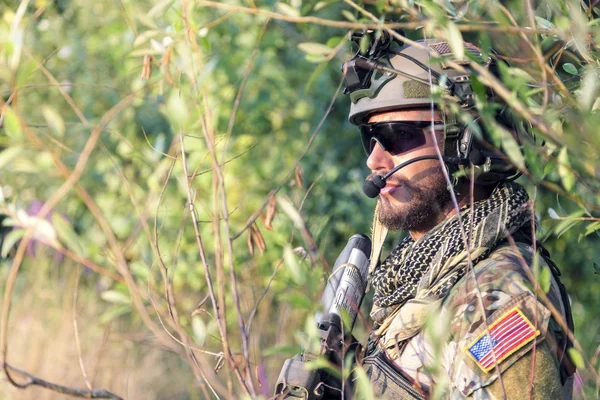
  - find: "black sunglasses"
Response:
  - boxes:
[358,121,444,156]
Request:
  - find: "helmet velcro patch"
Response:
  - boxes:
[403,81,430,99]
[428,41,483,67]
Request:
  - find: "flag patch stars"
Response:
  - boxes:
[465,307,540,373]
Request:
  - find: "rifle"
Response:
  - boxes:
[273,234,372,399]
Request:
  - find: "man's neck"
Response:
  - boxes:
[408,183,495,241]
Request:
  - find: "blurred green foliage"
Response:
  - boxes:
[1,0,600,398]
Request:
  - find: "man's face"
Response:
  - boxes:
[365,109,451,232]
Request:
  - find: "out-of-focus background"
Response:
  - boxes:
[1,0,599,398]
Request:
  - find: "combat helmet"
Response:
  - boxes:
[343,30,525,185]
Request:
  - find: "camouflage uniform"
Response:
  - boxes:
[363,239,574,399]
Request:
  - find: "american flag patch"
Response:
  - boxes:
[465,307,540,373]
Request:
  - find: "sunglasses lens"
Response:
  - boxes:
[360,128,374,154]
[360,122,428,156]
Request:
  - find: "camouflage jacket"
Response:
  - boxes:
[365,240,574,399]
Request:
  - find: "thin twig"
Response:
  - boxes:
[1,93,136,389]
[201,10,237,30]
[246,258,284,333]
[2,363,123,400]
[224,17,270,155]
[72,266,93,392]
[90,323,111,388]
[146,153,221,398]
[179,134,251,396]
[142,126,177,159]
[232,77,345,240]
[1,73,194,397]
[200,114,257,396]
[190,141,258,179]
[198,1,560,35]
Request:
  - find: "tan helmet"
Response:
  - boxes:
[343,33,525,185]
[345,37,488,125]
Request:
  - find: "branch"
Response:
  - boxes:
[232,77,344,240]
[198,1,560,35]
[2,363,123,400]
[179,134,250,397]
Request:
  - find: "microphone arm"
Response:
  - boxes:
[363,155,465,198]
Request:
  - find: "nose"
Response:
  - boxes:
[366,141,394,173]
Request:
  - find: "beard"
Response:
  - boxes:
[376,171,452,231]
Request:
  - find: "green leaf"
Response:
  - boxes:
[0,146,22,169]
[297,42,331,56]
[15,59,39,86]
[592,97,600,113]
[283,244,306,285]
[41,106,65,137]
[191,315,206,345]
[1,229,25,258]
[284,293,312,309]
[305,60,329,92]
[136,13,159,29]
[305,54,328,64]
[2,218,19,227]
[130,261,149,280]
[359,31,371,55]
[554,210,585,238]
[2,107,22,140]
[339,307,353,332]
[147,0,174,18]
[557,148,576,191]
[579,67,599,109]
[543,160,555,178]
[531,253,541,284]
[446,22,464,60]
[494,124,525,169]
[99,305,131,324]
[341,9,357,22]
[540,266,551,293]
[262,344,300,357]
[133,30,161,48]
[584,221,600,236]
[326,36,343,48]
[166,91,189,125]
[562,63,578,76]
[130,49,163,57]
[277,197,304,229]
[304,358,341,379]
[52,214,85,256]
[353,365,376,400]
[534,16,555,30]
[507,67,535,83]
[314,1,334,11]
[567,348,585,369]
[593,262,600,275]
[275,3,300,17]
[101,290,131,305]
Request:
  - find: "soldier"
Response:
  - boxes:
[342,34,576,398]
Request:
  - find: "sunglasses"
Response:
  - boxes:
[358,121,445,156]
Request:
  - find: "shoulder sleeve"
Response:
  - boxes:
[440,243,566,398]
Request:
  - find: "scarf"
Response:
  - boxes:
[369,181,531,347]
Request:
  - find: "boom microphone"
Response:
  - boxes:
[363,155,465,198]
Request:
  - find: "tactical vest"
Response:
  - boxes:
[362,240,575,399]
